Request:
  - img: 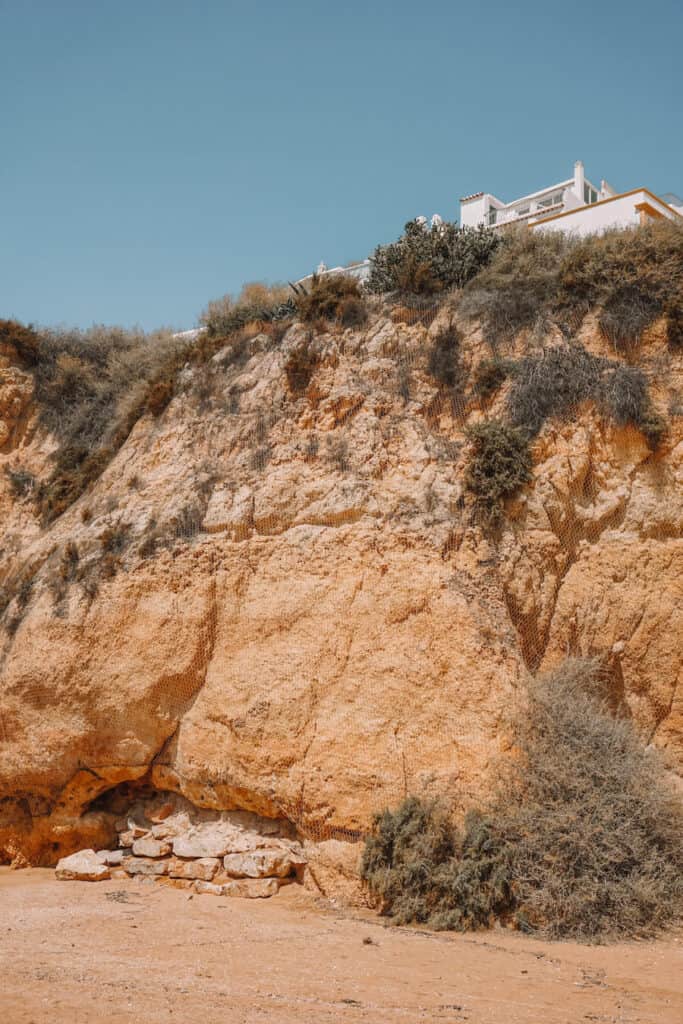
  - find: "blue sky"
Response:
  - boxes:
[2,0,682,331]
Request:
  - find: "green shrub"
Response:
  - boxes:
[295,274,365,323]
[361,797,512,931]
[362,659,683,940]
[464,420,532,523]
[367,219,500,296]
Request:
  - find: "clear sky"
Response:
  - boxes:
[2,0,682,331]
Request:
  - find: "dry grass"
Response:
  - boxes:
[200,282,295,339]
[6,321,189,523]
[295,273,366,325]
[462,220,683,349]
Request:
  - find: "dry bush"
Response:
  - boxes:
[0,319,42,365]
[460,229,571,343]
[9,322,190,523]
[556,221,683,343]
[362,659,683,941]
[249,444,272,472]
[284,336,320,394]
[464,420,532,523]
[667,302,683,348]
[338,295,368,328]
[472,357,515,400]
[235,281,291,307]
[295,274,365,323]
[200,283,295,340]
[0,563,37,636]
[326,435,350,473]
[427,325,466,391]
[462,220,683,349]
[507,344,665,448]
[597,286,661,351]
[4,466,36,498]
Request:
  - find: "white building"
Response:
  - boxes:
[460,161,683,236]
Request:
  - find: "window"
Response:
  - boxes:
[584,184,599,205]
[516,205,530,217]
[536,190,563,209]
[487,208,498,226]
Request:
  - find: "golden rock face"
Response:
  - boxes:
[0,311,681,898]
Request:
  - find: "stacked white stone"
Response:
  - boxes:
[55,796,306,898]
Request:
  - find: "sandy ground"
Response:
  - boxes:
[1,868,682,1024]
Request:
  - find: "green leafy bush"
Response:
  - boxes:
[367,219,500,296]
[362,659,683,941]
[464,420,532,523]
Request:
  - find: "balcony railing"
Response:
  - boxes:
[487,192,566,228]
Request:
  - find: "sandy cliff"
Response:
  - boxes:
[0,307,681,895]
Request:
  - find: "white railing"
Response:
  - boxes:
[488,196,565,228]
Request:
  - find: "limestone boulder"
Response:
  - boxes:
[167,857,219,881]
[56,850,110,882]
[131,837,172,858]
[194,878,279,898]
[223,878,280,899]
[96,849,124,866]
[123,856,168,876]
[223,849,295,879]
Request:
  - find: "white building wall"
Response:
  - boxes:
[531,190,681,237]
[460,194,490,229]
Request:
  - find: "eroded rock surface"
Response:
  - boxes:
[1,310,681,898]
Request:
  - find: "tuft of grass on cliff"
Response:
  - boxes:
[3,320,190,523]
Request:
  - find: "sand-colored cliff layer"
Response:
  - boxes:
[0,308,681,894]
